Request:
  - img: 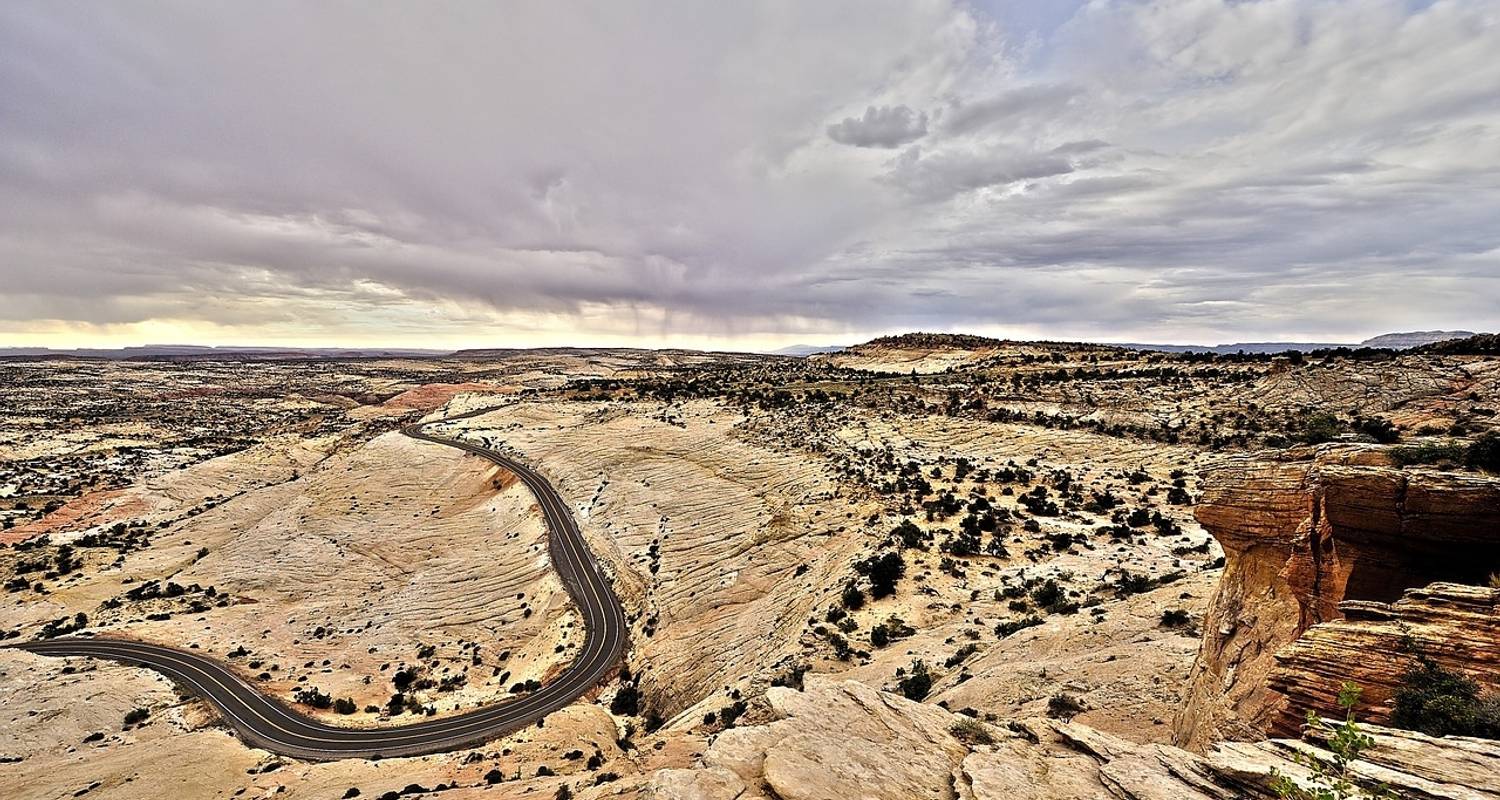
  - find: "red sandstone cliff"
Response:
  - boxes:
[1174,446,1500,750]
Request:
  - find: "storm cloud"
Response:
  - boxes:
[828,105,930,148]
[1,0,1497,349]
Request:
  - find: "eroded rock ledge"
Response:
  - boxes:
[1270,582,1500,737]
[639,678,1500,800]
[1175,446,1500,749]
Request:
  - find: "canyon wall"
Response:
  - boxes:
[1269,582,1500,737]
[1175,446,1500,749]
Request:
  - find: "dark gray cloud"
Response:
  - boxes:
[0,0,1497,348]
[827,105,929,148]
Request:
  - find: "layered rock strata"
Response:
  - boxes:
[1176,446,1500,748]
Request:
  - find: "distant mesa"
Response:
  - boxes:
[0,344,454,361]
[0,330,1482,361]
[1116,329,1477,355]
[770,343,847,357]
[1358,330,1477,348]
[1413,332,1500,355]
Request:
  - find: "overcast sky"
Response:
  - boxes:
[3,0,1497,350]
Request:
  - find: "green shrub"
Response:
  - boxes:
[1390,441,1465,466]
[1389,657,1500,739]
[294,686,333,709]
[1467,432,1500,472]
[841,582,866,610]
[995,615,1043,637]
[854,551,906,599]
[610,683,641,716]
[1030,579,1065,609]
[1301,413,1344,445]
[1352,416,1399,444]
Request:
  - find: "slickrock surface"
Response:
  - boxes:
[2,432,338,546]
[441,396,1217,738]
[5,429,574,723]
[924,571,1216,740]
[0,647,625,800]
[440,400,879,720]
[639,677,1500,800]
[1269,583,1500,736]
[7,343,1497,799]
[1177,446,1500,748]
[1252,354,1500,423]
[8,650,1496,800]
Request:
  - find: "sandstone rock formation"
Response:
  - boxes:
[1176,446,1500,749]
[1269,582,1500,736]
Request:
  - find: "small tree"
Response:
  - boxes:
[1301,413,1344,445]
[841,582,866,611]
[1271,682,1395,800]
[898,660,933,701]
[610,683,641,717]
[1467,432,1500,473]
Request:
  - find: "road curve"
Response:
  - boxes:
[10,406,628,760]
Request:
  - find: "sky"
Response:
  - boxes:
[2,0,1498,351]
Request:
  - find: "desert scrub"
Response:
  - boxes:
[994,615,1043,637]
[1389,441,1465,466]
[949,717,995,746]
[896,659,933,701]
[1390,432,1500,472]
[1046,692,1084,720]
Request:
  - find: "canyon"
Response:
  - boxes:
[2,334,1497,798]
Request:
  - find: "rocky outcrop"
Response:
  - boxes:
[1176,446,1500,749]
[639,678,1500,800]
[1269,583,1500,736]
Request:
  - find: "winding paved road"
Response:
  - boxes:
[11,407,628,760]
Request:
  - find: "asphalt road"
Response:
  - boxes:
[12,407,628,760]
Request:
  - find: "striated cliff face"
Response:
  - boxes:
[1269,583,1500,736]
[1175,446,1500,749]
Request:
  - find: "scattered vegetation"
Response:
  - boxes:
[853,551,906,599]
[1390,432,1500,472]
